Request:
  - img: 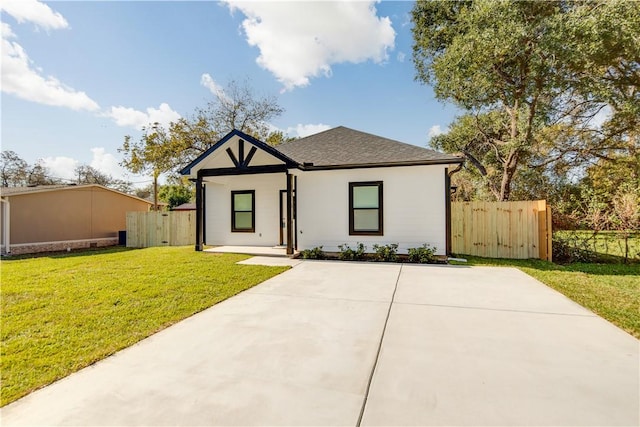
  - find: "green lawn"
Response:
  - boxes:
[451,256,640,339]
[0,246,288,406]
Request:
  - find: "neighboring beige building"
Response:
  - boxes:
[1,184,152,255]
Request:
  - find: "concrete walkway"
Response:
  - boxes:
[205,246,289,257]
[2,262,638,426]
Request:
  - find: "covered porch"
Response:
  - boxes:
[180,130,300,255]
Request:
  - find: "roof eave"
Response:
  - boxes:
[299,157,464,171]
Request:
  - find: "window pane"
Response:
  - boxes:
[234,193,253,211]
[353,186,379,208]
[235,212,253,229]
[354,209,379,231]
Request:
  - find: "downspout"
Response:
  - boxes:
[1,197,10,254]
[445,163,463,256]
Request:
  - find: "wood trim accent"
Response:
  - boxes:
[349,181,383,236]
[199,165,289,177]
[225,147,239,168]
[231,190,255,233]
[238,139,245,165]
[244,146,258,167]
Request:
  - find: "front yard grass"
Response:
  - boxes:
[0,246,288,406]
[451,256,640,339]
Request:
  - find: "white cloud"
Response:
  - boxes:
[0,0,69,31]
[1,2,100,111]
[90,147,125,178]
[286,123,331,138]
[428,125,446,139]
[397,51,406,63]
[200,73,223,95]
[41,156,78,181]
[105,103,181,130]
[224,1,395,90]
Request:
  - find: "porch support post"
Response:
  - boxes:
[286,171,294,255]
[195,173,204,251]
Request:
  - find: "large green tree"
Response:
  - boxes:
[413,0,640,201]
[119,123,180,210]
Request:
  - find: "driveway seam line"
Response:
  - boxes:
[247,291,390,304]
[356,264,403,427]
[394,301,596,317]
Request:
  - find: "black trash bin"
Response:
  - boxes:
[118,230,126,246]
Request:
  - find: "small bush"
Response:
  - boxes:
[372,243,399,262]
[552,234,597,263]
[300,246,325,260]
[337,242,367,261]
[407,244,437,263]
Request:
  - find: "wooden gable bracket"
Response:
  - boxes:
[225,139,257,169]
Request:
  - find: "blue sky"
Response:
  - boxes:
[1,0,459,185]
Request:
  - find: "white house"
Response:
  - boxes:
[180,126,463,256]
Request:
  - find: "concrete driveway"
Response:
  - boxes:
[2,261,638,426]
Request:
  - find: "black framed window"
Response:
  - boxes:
[231,190,255,232]
[349,181,383,235]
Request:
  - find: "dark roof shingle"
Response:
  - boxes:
[275,126,461,167]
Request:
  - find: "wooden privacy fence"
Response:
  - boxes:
[451,200,552,260]
[126,211,195,248]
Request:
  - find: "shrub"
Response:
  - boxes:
[552,234,597,263]
[372,243,399,262]
[407,244,437,263]
[337,242,367,261]
[300,246,325,260]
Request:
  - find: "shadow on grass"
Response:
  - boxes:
[0,246,138,262]
[452,255,640,276]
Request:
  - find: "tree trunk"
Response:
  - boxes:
[499,150,519,201]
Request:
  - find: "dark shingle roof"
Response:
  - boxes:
[276,126,461,167]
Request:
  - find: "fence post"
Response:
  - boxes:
[546,205,553,261]
[538,200,547,261]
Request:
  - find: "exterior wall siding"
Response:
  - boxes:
[294,165,448,255]
[204,173,286,246]
[2,186,150,246]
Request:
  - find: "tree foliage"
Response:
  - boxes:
[158,181,194,209]
[1,151,61,187]
[166,79,287,166]
[1,151,29,187]
[74,164,132,193]
[412,0,640,201]
[119,80,287,209]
